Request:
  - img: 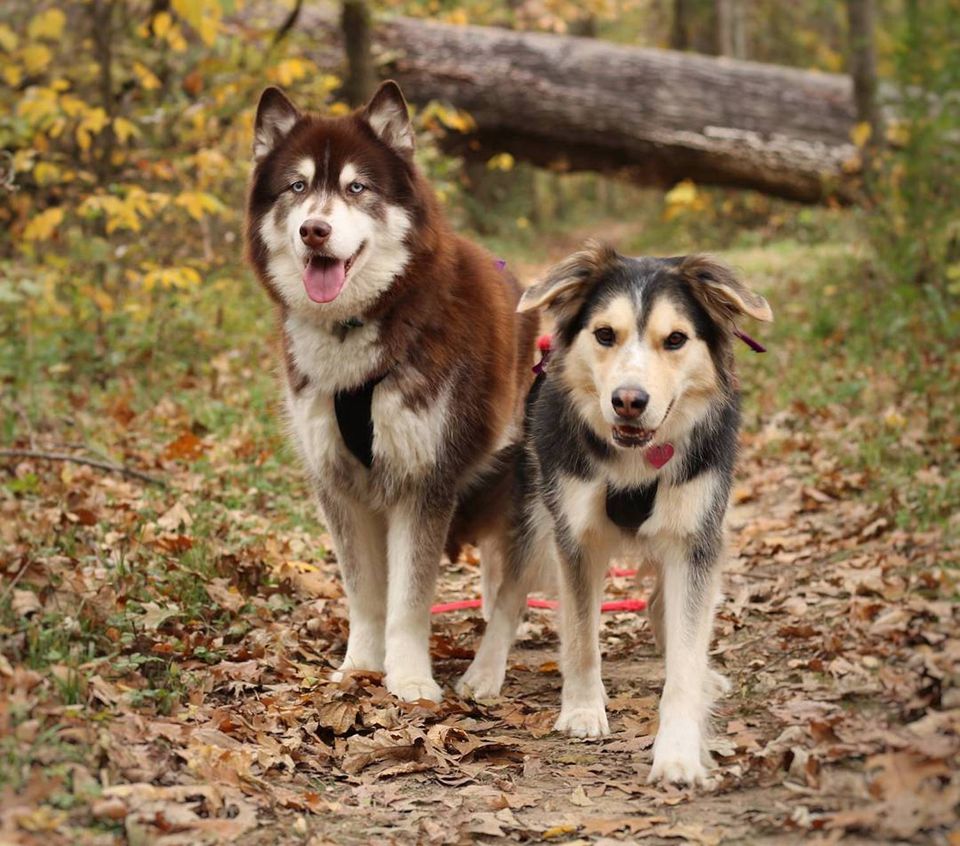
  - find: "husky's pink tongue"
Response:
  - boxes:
[303,257,346,303]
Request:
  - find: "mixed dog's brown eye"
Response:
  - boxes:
[291,180,306,193]
[594,326,616,347]
[664,331,688,350]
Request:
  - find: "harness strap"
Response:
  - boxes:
[334,373,387,469]
[606,480,659,531]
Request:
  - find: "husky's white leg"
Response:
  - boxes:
[382,496,452,703]
[649,540,722,787]
[318,494,387,676]
[554,543,609,738]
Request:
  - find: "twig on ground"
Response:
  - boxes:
[0,448,167,488]
[0,559,31,605]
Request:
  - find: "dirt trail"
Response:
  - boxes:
[219,424,956,845]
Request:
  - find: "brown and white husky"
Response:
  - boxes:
[246,80,538,702]
[458,243,772,786]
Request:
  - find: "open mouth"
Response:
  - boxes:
[611,424,656,448]
[610,398,674,449]
[302,243,365,303]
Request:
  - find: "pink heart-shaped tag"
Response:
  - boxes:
[645,443,674,469]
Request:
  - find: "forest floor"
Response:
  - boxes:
[2,220,958,845]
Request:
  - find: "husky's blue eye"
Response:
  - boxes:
[664,331,688,350]
[348,181,366,195]
[291,180,306,193]
[594,327,616,347]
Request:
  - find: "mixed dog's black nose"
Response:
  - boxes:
[611,386,649,419]
[299,218,332,249]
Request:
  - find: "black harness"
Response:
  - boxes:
[606,480,658,532]
[334,372,386,469]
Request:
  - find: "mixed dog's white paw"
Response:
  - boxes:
[385,675,443,703]
[555,703,610,738]
[650,718,714,788]
[648,752,713,788]
[455,663,505,700]
[705,668,731,699]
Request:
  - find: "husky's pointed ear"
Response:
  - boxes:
[254,87,300,162]
[519,241,621,329]
[362,80,414,156]
[679,255,773,324]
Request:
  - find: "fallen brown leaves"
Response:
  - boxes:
[2,347,959,845]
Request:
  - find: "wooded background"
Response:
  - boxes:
[1,2,958,845]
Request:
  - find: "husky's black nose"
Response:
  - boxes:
[299,218,332,249]
[612,386,649,419]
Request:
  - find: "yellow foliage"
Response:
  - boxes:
[197,14,220,47]
[113,117,141,144]
[132,62,162,91]
[23,207,65,242]
[268,58,315,87]
[142,266,203,290]
[153,12,173,38]
[81,284,115,315]
[76,107,110,152]
[885,121,910,147]
[33,162,61,186]
[17,86,60,125]
[663,179,709,221]
[174,191,225,221]
[850,121,872,149]
[0,23,18,52]
[22,44,52,74]
[3,63,22,87]
[487,152,515,172]
[27,9,66,42]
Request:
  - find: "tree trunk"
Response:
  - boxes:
[90,0,116,181]
[371,17,859,202]
[845,0,880,141]
[340,0,375,107]
[716,0,747,59]
[670,0,691,50]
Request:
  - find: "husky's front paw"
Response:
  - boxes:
[456,662,505,700]
[555,703,610,738]
[331,651,385,682]
[385,675,443,703]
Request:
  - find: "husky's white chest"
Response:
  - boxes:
[283,317,451,493]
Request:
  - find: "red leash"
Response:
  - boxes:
[431,568,646,614]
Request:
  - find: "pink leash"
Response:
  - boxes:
[431,567,646,614]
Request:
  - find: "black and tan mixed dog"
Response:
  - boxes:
[458,242,772,786]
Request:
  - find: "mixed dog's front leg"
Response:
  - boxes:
[554,543,610,738]
[648,539,722,787]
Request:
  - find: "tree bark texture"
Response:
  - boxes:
[371,17,859,202]
[341,0,375,107]
[845,0,880,139]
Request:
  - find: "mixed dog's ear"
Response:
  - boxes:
[519,240,621,326]
[679,255,773,324]
[362,80,415,156]
[253,87,300,162]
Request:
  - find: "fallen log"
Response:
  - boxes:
[373,18,860,202]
